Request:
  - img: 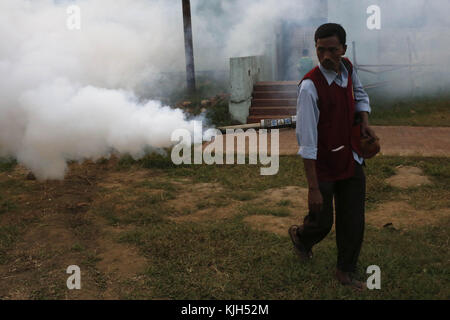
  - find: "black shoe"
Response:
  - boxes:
[288,225,313,261]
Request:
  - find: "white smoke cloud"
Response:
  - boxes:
[192,0,319,69]
[0,0,195,180]
[0,0,312,180]
[0,0,448,179]
[15,79,198,179]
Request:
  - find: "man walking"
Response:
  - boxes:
[289,23,377,290]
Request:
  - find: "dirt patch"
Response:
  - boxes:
[386,166,432,189]
[169,184,309,233]
[0,160,103,299]
[171,205,239,223]
[170,185,309,226]
[168,183,239,222]
[243,186,449,235]
[243,186,308,236]
[243,215,298,236]
[256,186,308,209]
[94,229,148,299]
[98,168,154,189]
[11,164,31,176]
[96,228,147,278]
[242,126,450,157]
[171,182,224,193]
[366,201,450,230]
[0,159,153,299]
[2,154,447,299]
[0,214,101,300]
[16,223,76,253]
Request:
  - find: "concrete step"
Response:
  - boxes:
[248,81,300,124]
[249,107,296,116]
[254,82,299,92]
[252,91,298,99]
[251,99,297,107]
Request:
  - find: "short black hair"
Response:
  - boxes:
[314,23,346,46]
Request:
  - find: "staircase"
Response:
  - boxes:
[247,81,299,124]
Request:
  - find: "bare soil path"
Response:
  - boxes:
[220,126,450,156]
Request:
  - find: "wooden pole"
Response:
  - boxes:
[407,36,415,96]
[352,41,358,67]
[182,0,196,93]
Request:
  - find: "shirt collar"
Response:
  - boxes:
[318,61,348,87]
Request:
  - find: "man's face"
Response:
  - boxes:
[316,35,347,73]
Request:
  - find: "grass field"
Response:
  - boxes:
[0,154,449,300]
[369,94,450,127]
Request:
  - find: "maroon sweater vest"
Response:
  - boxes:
[302,58,362,182]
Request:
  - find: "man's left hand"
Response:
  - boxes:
[359,112,378,140]
[361,123,378,140]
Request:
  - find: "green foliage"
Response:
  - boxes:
[205,100,237,127]
[0,158,17,172]
[118,152,178,170]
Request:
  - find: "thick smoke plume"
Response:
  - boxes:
[0,0,449,179]
[0,0,197,180]
[0,0,315,180]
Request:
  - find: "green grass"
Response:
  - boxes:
[240,204,291,217]
[0,225,20,264]
[116,153,449,211]
[277,200,292,207]
[137,157,450,299]
[0,154,448,299]
[0,195,17,215]
[1,90,449,300]
[70,243,86,252]
[118,215,449,299]
[96,205,122,227]
[133,180,179,193]
[108,155,449,299]
[365,156,450,210]
[370,94,450,127]
[230,191,258,202]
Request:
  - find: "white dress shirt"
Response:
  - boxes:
[296,60,372,164]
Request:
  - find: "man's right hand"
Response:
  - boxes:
[303,159,323,213]
[308,187,323,213]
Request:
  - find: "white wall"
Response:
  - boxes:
[229,56,272,124]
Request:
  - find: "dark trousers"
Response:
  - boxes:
[298,162,366,273]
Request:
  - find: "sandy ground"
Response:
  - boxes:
[206,126,450,157]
